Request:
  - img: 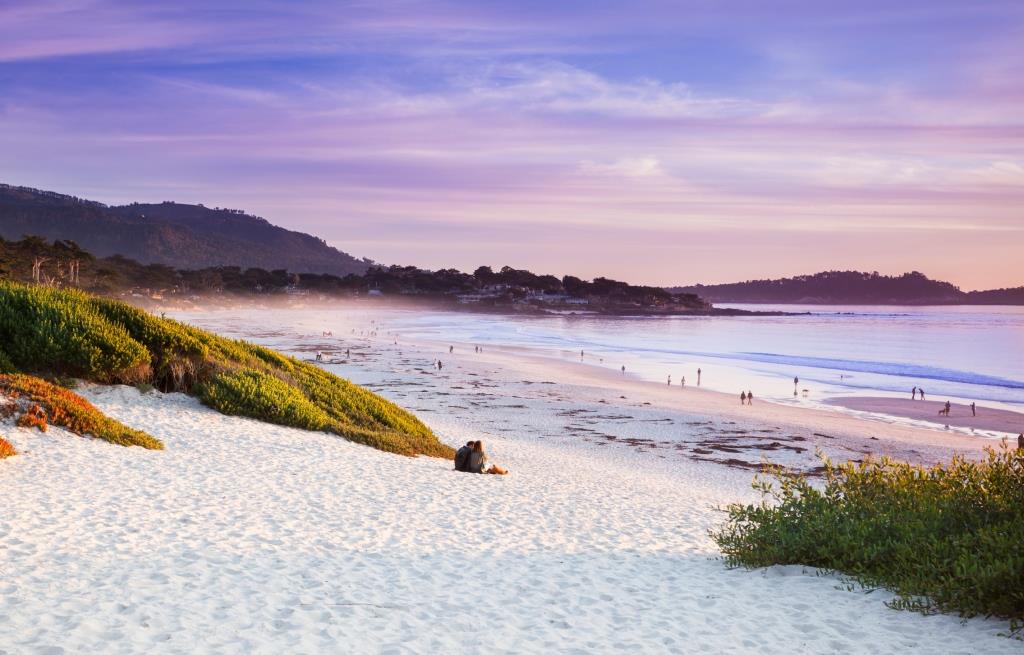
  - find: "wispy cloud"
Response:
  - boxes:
[0,0,1021,288]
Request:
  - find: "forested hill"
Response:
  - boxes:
[0,184,371,276]
[669,271,1024,305]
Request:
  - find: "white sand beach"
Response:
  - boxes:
[1,312,1019,654]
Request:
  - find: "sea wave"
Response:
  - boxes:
[718,351,1024,389]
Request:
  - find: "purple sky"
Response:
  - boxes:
[1,1,1022,289]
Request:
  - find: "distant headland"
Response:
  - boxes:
[670,271,1024,305]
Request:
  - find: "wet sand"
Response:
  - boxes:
[825,397,1024,436]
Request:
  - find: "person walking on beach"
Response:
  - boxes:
[667,375,672,386]
[1018,433,1024,451]
[621,365,626,374]
[794,376,799,396]
[971,402,976,417]
[681,376,685,387]
[449,345,454,354]
[912,386,917,400]
[920,388,926,401]
[697,368,701,386]
[346,348,350,358]
[437,360,443,371]
[740,391,747,405]
[580,350,584,359]
[945,400,951,416]
[747,391,754,405]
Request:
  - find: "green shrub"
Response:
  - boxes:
[88,297,209,391]
[197,370,331,432]
[0,348,14,374]
[0,281,150,382]
[711,447,1024,632]
[0,280,451,457]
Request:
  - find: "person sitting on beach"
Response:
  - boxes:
[467,440,507,475]
[454,441,473,472]
[740,391,747,405]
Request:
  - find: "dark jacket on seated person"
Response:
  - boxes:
[454,445,472,472]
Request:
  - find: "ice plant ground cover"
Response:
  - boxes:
[0,373,161,449]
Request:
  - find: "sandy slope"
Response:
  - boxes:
[1,367,1018,654]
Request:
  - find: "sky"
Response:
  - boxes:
[1,1,1022,290]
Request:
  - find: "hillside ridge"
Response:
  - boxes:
[0,183,371,276]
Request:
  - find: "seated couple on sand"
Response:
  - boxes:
[454,440,507,475]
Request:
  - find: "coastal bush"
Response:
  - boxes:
[0,281,150,382]
[712,447,1024,632]
[0,436,15,458]
[87,297,209,390]
[0,281,451,457]
[0,374,163,449]
[0,348,14,374]
[197,369,332,432]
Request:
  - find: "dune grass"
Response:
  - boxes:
[0,374,162,449]
[712,447,1024,633]
[0,280,451,457]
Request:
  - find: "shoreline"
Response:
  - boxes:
[410,336,1013,454]
[173,306,1014,469]
[824,396,1024,435]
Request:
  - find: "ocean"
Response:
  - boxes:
[176,303,1024,419]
